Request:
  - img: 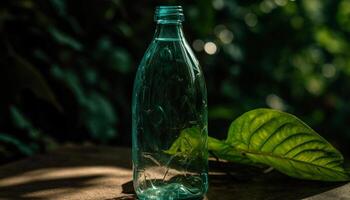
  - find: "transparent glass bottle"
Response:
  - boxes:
[132,6,208,200]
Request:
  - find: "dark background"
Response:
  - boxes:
[1,0,350,164]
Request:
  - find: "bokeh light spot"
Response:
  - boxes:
[260,0,276,13]
[214,24,226,36]
[192,39,204,52]
[204,42,217,55]
[275,0,288,6]
[306,78,323,95]
[322,64,336,78]
[212,0,225,10]
[245,13,258,27]
[218,29,234,44]
[266,94,286,111]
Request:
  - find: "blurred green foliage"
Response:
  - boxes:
[0,0,350,163]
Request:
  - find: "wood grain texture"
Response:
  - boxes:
[0,146,348,200]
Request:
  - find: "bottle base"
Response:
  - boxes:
[137,182,205,200]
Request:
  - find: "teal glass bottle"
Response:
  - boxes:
[132,5,208,200]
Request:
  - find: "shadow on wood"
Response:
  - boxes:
[0,175,106,200]
[207,160,347,200]
[0,146,347,200]
[0,146,132,200]
[114,160,347,200]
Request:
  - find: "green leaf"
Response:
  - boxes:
[164,126,205,157]
[10,106,40,139]
[0,133,34,156]
[14,54,63,111]
[166,109,350,181]
[48,26,83,51]
[163,126,208,169]
[224,108,349,181]
[207,136,258,166]
[1,53,62,111]
[166,127,257,166]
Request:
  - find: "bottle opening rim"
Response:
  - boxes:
[155,6,184,23]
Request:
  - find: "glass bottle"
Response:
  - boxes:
[132,6,208,200]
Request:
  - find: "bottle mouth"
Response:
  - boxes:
[154,6,184,24]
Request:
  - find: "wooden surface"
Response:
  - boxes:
[0,146,349,200]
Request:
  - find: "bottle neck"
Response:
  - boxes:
[154,23,185,41]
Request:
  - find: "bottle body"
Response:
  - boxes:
[132,6,208,200]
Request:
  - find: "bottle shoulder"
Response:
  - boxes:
[138,39,201,72]
[133,38,206,94]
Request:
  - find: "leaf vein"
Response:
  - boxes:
[235,147,347,175]
[283,139,326,157]
[291,149,330,159]
[247,116,279,149]
[271,132,311,153]
[257,122,293,151]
